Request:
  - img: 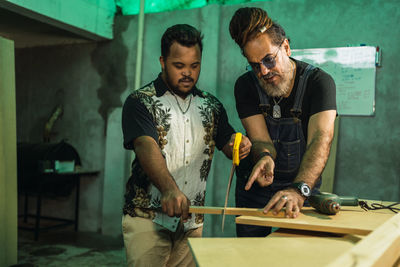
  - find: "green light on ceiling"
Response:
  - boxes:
[116,0,263,15]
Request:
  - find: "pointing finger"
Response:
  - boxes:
[245,168,261,190]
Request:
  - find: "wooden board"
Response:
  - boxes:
[0,36,17,266]
[235,206,394,235]
[269,228,361,240]
[189,206,285,217]
[327,212,400,267]
[189,201,399,266]
[188,236,357,267]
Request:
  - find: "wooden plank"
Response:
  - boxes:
[235,207,394,235]
[189,206,285,218]
[188,236,357,267]
[270,228,352,238]
[327,212,400,267]
[0,36,17,266]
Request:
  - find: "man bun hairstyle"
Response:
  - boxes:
[161,24,203,58]
[229,7,287,49]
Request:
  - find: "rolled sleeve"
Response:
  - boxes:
[122,95,158,150]
[234,73,261,119]
[309,70,337,116]
[215,104,235,151]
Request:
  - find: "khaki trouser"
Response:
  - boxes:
[122,215,203,267]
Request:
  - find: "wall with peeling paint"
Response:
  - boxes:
[15,0,400,239]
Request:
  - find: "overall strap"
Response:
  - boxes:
[249,71,270,113]
[291,64,315,117]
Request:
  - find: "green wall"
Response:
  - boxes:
[0,0,116,39]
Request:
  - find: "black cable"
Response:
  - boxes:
[358,201,400,213]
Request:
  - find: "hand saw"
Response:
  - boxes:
[222,132,242,232]
[189,206,285,217]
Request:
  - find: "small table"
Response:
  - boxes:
[19,169,99,241]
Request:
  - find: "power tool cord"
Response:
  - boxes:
[358,201,400,213]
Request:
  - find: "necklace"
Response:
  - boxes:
[171,92,192,114]
[272,96,283,118]
[272,60,295,119]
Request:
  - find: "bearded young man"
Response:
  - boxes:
[229,7,337,237]
[121,24,251,266]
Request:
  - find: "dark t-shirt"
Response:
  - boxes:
[234,58,336,140]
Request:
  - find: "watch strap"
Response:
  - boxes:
[291,182,303,188]
[256,151,274,162]
[290,182,311,197]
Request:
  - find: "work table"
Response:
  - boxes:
[188,200,400,266]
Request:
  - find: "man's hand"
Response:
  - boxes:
[245,155,274,190]
[263,188,305,218]
[224,133,252,160]
[161,189,191,222]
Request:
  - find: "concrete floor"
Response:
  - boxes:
[13,226,126,267]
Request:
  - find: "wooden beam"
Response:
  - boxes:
[327,212,400,267]
[235,207,394,236]
[189,206,285,218]
[0,36,17,266]
[0,0,115,40]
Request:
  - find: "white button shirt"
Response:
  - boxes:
[122,76,234,232]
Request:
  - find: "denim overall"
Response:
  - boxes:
[236,65,321,237]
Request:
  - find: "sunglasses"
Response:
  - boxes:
[246,42,283,72]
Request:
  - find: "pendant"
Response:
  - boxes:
[273,104,281,119]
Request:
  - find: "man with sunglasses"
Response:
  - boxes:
[229,7,337,237]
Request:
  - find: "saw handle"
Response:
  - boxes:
[233,132,242,166]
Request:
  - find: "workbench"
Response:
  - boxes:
[188,200,400,267]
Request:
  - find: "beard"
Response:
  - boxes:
[163,65,195,98]
[258,58,294,97]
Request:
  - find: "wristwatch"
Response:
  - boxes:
[290,182,311,198]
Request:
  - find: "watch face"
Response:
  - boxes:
[300,184,311,197]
